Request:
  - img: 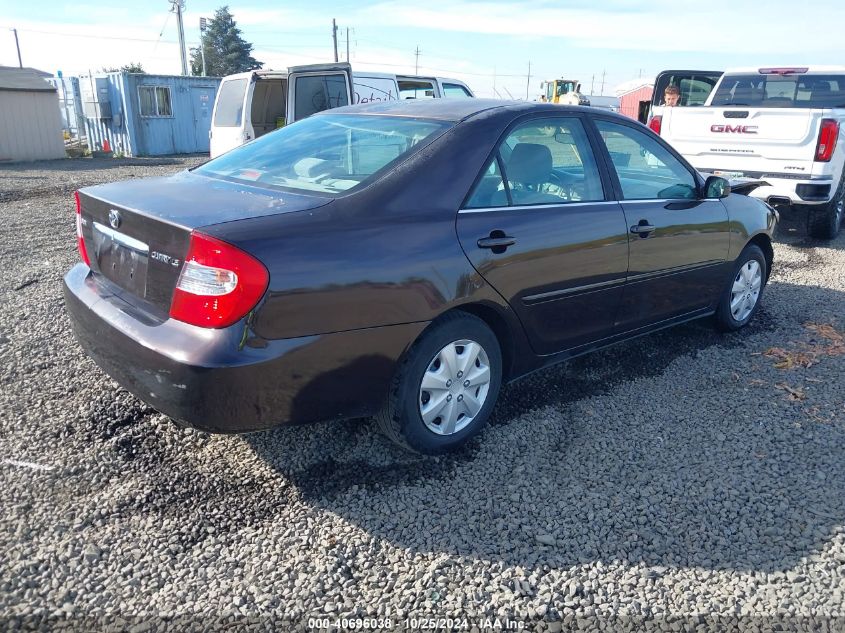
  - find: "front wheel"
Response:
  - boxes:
[714,244,767,332]
[376,312,502,454]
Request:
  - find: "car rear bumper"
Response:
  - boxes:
[63,264,426,433]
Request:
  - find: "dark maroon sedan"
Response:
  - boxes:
[65,99,777,454]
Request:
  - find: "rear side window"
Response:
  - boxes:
[399,80,436,99]
[711,74,845,108]
[465,117,604,208]
[442,83,472,98]
[596,120,697,200]
[293,74,349,119]
[214,79,247,127]
[501,117,604,205]
[465,157,508,208]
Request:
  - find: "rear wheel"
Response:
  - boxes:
[376,312,502,454]
[715,244,767,332]
[808,170,844,239]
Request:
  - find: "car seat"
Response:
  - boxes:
[506,143,561,204]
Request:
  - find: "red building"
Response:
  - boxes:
[618,84,654,123]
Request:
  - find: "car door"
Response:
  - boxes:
[287,63,353,123]
[456,115,629,355]
[591,117,731,332]
[209,74,252,158]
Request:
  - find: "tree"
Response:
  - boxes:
[99,62,146,74]
[191,6,263,77]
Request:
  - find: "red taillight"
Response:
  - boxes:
[815,119,839,162]
[169,231,269,328]
[75,190,90,266]
[648,115,662,135]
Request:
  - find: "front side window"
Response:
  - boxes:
[595,120,697,200]
[213,78,247,127]
[293,74,349,119]
[442,83,472,98]
[498,117,604,205]
[195,114,450,195]
[139,86,172,117]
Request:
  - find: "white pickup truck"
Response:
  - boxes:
[654,66,845,238]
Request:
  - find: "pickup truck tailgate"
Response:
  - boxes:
[662,107,819,172]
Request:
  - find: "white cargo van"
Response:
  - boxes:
[209,63,353,158]
[210,66,475,157]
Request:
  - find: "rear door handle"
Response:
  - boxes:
[630,222,656,236]
[477,236,516,249]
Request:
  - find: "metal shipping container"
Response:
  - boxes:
[81,72,220,157]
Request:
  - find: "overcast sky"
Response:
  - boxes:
[1,0,844,98]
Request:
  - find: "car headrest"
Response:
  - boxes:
[508,143,553,184]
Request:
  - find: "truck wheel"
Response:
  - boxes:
[715,244,767,332]
[376,312,502,455]
[808,171,845,239]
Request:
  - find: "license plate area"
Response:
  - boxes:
[92,221,149,297]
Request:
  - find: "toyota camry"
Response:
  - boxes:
[64,99,777,454]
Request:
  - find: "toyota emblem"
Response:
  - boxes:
[108,209,121,229]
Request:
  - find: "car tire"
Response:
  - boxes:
[714,243,767,332]
[375,312,502,454]
[808,170,844,240]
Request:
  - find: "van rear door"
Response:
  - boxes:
[287,63,352,123]
[210,73,253,158]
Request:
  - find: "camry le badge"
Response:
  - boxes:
[108,209,122,229]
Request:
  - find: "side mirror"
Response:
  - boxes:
[703,175,730,199]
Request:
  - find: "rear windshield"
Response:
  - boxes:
[711,74,845,108]
[195,114,450,195]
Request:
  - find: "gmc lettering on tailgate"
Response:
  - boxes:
[711,124,758,134]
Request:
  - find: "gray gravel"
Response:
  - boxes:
[1,157,844,632]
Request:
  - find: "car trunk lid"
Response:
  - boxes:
[77,170,331,317]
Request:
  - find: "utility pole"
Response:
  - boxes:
[170,0,188,75]
[526,61,531,100]
[199,17,207,77]
[11,28,22,68]
[590,74,595,96]
[332,19,338,62]
[346,27,350,62]
[414,46,421,74]
[600,69,606,96]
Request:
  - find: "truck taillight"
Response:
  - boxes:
[815,119,839,162]
[648,115,662,135]
[169,231,269,329]
[74,191,90,266]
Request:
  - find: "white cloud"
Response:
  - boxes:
[358,0,845,55]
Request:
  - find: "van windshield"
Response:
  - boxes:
[711,74,845,108]
[196,114,451,195]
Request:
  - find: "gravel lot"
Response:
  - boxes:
[1,157,844,632]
